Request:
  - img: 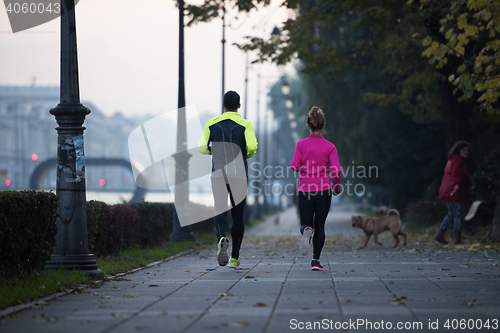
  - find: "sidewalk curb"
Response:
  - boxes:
[0,248,195,320]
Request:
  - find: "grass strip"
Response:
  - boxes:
[1,225,284,312]
[96,241,193,276]
[0,270,91,311]
[0,233,215,311]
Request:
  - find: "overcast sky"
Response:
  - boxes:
[0,0,296,124]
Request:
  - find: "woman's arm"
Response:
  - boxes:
[329,146,341,194]
[449,157,465,195]
[450,158,465,193]
[290,142,302,172]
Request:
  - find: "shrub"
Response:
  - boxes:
[87,201,177,257]
[138,202,173,248]
[87,200,109,256]
[0,191,58,281]
[189,203,215,235]
[1,196,208,279]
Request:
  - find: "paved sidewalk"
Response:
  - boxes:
[1,207,499,333]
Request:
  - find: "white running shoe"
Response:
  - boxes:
[299,227,313,256]
[217,237,230,266]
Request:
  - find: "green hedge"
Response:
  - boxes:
[87,201,172,257]
[0,191,58,281]
[87,201,215,257]
[1,191,216,279]
[185,202,216,235]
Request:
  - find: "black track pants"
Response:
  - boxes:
[212,180,246,259]
[298,189,332,260]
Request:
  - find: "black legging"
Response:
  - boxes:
[298,189,332,260]
[212,181,246,260]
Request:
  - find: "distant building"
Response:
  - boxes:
[0,85,59,189]
[0,85,136,191]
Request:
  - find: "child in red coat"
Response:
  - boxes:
[435,141,472,244]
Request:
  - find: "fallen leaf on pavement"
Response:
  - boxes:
[71,288,86,294]
[226,321,250,327]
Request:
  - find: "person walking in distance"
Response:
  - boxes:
[291,107,341,271]
[199,91,258,268]
[435,141,472,245]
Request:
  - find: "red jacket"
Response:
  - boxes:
[438,155,470,203]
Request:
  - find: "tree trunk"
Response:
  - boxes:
[488,195,500,241]
[439,79,471,152]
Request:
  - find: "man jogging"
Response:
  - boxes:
[199,91,258,268]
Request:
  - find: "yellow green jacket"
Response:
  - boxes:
[198,111,258,176]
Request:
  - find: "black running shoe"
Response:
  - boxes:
[311,259,323,271]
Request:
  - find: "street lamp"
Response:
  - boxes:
[170,0,195,242]
[253,72,262,219]
[244,52,249,119]
[263,92,271,215]
[45,0,103,279]
[221,1,226,111]
[281,81,290,96]
[243,53,250,224]
[271,26,280,42]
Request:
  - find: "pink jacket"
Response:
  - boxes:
[290,135,341,193]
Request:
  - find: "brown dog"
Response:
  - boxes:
[351,209,407,249]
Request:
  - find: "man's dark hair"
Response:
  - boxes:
[223,91,240,111]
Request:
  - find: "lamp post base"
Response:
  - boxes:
[45,254,104,280]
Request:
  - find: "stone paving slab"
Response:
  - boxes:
[1,208,499,333]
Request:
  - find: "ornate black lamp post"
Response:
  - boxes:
[169,0,195,242]
[45,0,103,279]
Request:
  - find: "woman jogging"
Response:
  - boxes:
[290,107,341,271]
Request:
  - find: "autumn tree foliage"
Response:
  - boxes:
[419,0,500,113]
